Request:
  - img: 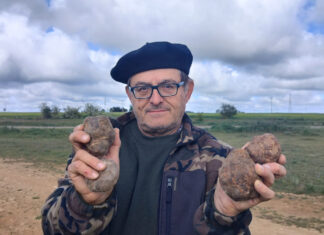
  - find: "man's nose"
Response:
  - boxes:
[149,88,163,105]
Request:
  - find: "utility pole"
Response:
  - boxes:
[270,96,273,113]
[288,94,292,113]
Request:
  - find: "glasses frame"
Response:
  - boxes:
[128,81,185,99]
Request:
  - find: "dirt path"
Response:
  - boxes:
[0,159,323,234]
[0,159,64,235]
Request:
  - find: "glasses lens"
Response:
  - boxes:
[131,82,181,99]
[134,86,152,98]
[158,83,177,96]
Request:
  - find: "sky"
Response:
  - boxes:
[0,0,324,113]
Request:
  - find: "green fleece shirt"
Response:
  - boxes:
[109,119,179,235]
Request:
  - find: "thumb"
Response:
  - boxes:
[241,141,250,150]
[105,128,121,166]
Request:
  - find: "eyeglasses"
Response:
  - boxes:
[128,81,185,99]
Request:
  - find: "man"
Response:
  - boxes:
[42,41,286,234]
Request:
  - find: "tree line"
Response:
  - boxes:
[39,103,129,119]
[40,102,238,119]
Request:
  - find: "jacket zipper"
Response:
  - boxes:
[166,177,174,235]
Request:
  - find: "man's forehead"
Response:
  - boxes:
[129,68,181,85]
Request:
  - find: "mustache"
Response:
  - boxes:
[145,105,170,112]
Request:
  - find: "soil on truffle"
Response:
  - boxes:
[219,149,260,201]
[246,133,281,164]
[83,116,115,158]
[83,116,118,192]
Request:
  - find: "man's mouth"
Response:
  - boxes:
[147,109,167,113]
[146,108,169,114]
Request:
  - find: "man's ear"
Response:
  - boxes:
[185,79,194,103]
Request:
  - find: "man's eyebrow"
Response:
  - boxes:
[160,79,178,84]
[132,79,178,86]
[132,82,151,86]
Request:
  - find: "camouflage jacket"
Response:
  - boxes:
[41,112,252,235]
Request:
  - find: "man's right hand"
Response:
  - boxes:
[67,124,121,205]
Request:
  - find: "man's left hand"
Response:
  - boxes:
[214,154,287,217]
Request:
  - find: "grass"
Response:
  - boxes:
[0,127,72,167]
[1,112,324,195]
[0,112,41,119]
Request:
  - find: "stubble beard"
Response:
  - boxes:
[134,104,185,137]
[139,121,179,137]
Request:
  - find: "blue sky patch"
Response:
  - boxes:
[87,42,101,51]
[307,22,324,34]
[46,26,54,33]
[45,0,51,7]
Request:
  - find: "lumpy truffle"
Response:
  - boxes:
[246,133,281,164]
[83,116,119,192]
[219,133,282,201]
[219,149,260,201]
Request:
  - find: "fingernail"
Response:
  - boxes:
[82,135,89,141]
[255,164,263,174]
[97,162,106,169]
[92,172,98,178]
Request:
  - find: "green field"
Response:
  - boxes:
[0,112,323,195]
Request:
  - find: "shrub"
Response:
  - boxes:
[63,106,81,119]
[51,105,60,118]
[40,103,52,119]
[83,103,102,116]
[219,104,237,118]
[109,107,128,112]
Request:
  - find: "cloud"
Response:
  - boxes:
[45,0,324,79]
[45,0,303,62]
[0,0,49,27]
[307,0,324,24]
[0,0,324,112]
[0,10,126,111]
[0,12,109,85]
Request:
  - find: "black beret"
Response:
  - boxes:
[110,41,193,84]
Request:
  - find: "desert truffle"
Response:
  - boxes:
[246,133,281,164]
[219,149,260,201]
[83,116,119,192]
[85,159,119,192]
[83,115,115,158]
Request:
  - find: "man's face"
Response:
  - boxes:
[126,68,194,137]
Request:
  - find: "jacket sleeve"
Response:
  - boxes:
[41,153,117,234]
[194,187,252,235]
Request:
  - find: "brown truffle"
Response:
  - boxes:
[85,159,119,192]
[83,116,119,192]
[83,115,115,158]
[219,149,260,201]
[246,133,281,164]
